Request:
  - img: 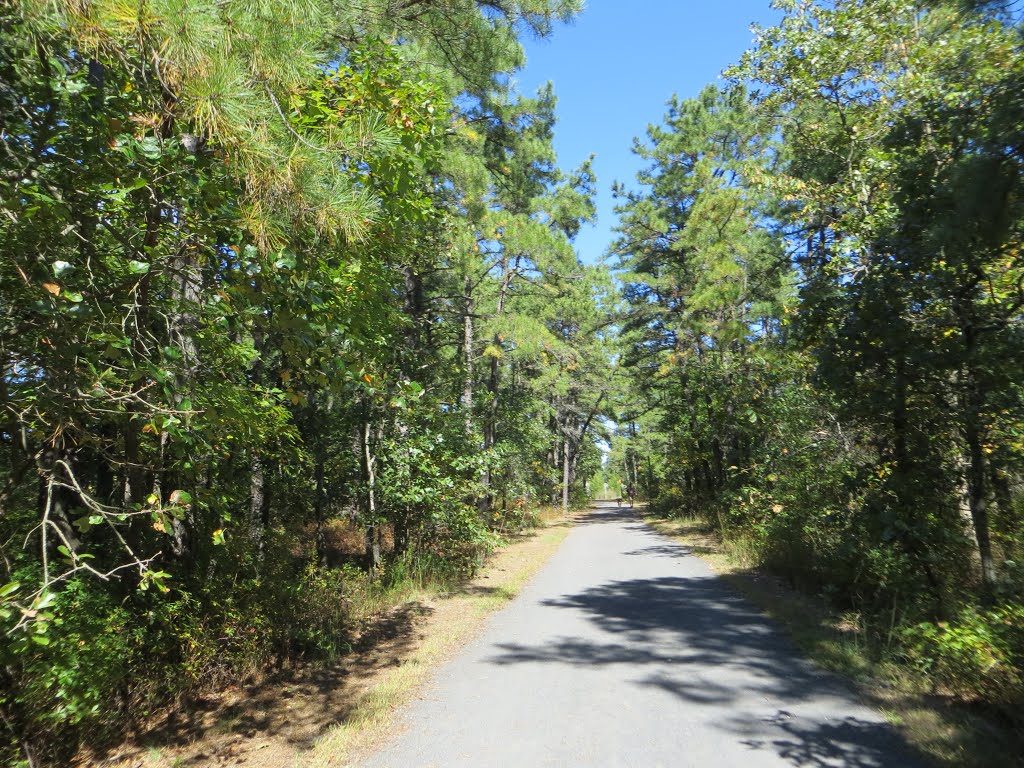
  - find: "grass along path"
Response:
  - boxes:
[646,514,1024,768]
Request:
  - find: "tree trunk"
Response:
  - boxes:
[403,264,423,353]
[462,273,474,437]
[959,313,997,592]
[562,435,570,513]
[37,443,83,560]
[550,397,562,505]
[123,168,163,508]
[249,454,269,563]
[314,445,328,568]
[964,387,996,590]
[482,257,514,513]
[123,417,144,507]
[363,421,381,576]
[890,354,943,609]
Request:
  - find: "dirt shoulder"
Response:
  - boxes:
[98,513,575,768]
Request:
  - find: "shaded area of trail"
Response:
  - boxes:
[360,502,926,767]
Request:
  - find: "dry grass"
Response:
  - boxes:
[647,514,1024,768]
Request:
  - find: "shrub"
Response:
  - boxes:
[901,604,1024,712]
[1,577,147,765]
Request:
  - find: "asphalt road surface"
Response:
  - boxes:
[361,502,926,768]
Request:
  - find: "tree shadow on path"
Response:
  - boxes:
[487,525,927,767]
[490,574,834,702]
[573,504,647,527]
[729,712,920,768]
[623,543,693,558]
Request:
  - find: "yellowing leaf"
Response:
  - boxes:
[169,490,192,506]
[42,282,60,296]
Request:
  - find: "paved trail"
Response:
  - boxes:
[361,503,925,767]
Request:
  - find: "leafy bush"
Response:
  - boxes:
[901,605,1024,711]
[0,577,213,765]
[0,554,387,765]
[292,563,357,657]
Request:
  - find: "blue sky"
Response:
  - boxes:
[516,1,782,264]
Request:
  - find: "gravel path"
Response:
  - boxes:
[360,502,925,767]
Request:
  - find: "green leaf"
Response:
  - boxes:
[0,582,20,598]
[138,136,162,159]
[140,570,172,593]
[128,260,150,274]
[62,79,86,95]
